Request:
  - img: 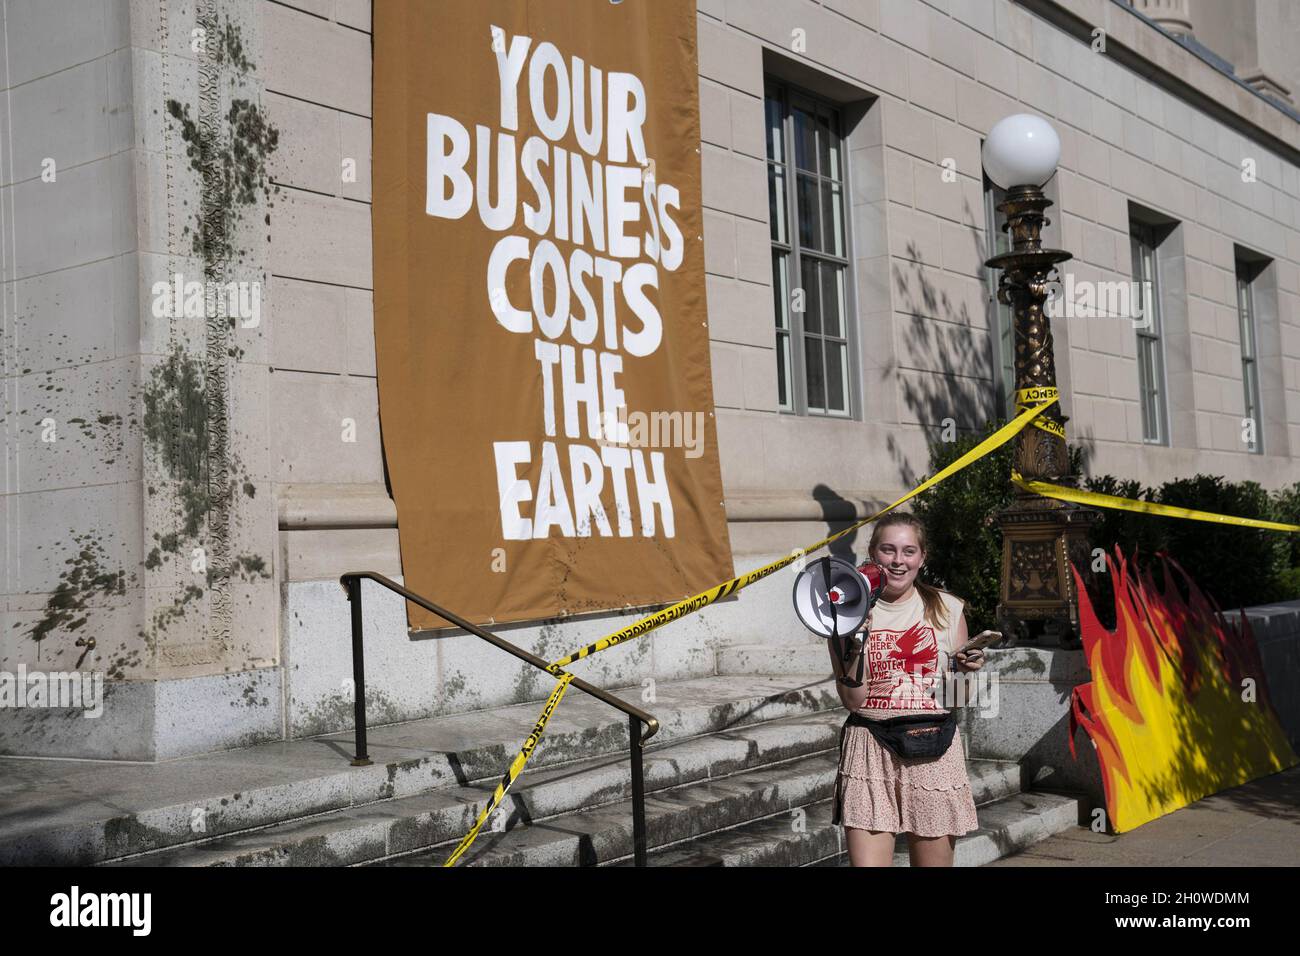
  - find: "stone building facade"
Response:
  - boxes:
[2,0,1297,760]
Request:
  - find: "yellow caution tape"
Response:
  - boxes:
[553,394,1060,668]
[443,670,575,868]
[1015,386,1065,440]
[1012,471,1300,533]
[446,392,1297,867]
[443,395,1060,866]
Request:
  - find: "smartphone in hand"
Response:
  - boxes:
[955,630,1002,656]
[950,630,1001,672]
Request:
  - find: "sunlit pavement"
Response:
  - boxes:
[986,766,1300,866]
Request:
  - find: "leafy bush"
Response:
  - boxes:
[910,419,1083,631]
[1081,474,1164,564]
[1076,474,1163,631]
[1082,473,1295,618]
[1276,566,1300,599]
[1270,481,1300,569]
[1154,475,1291,610]
[909,421,1300,630]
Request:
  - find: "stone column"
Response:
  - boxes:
[0,0,281,760]
[1131,0,1195,37]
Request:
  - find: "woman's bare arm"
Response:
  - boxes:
[952,610,968,667]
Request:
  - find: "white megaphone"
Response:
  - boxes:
[792,556,889,638]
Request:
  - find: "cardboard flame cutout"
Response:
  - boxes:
[1069,548,1297,832]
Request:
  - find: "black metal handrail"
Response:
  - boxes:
[339,571,659,866]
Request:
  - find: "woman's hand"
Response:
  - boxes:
[954,648,985,672]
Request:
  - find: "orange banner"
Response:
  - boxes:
[372,1,733,627]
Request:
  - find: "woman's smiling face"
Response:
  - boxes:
[870,524,925,597]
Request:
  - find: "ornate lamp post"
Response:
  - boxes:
[982,115,1099,647]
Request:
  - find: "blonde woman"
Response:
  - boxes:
[827,512,989,867]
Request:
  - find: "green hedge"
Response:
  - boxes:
[909,420,1300,631]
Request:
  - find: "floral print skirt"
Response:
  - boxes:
[832,714,980,838]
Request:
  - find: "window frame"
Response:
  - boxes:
[1130,222,1170,445]
[765,78,860,419]
[1235,261,1264,455]
[983,175,1017,420]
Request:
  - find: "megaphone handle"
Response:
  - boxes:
[825,559,862,684]
[837,649,865,687]
[819,556,838,639]
[830,631,867,688]
[819,557,867,687]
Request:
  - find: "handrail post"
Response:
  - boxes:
[630,714,647,866]
[345,575,372,767]
[336,570,662,869]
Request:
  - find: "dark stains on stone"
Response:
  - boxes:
[236,682,268,708]
[103,813,180,859]
[148,584,206,637]
[142,345,210,538]
[106,644,143,680]
[214,18,252,73]
[443,671,467,702]
[23,13,278,662]
[163,85,278,266]
[1000,652,1049,677]
[142,5,279,650]
[234,554,269,579]
[137,344,270,636]
[226,98,280,207]
[27,533,129,644]
[295,687,402,738]
[511,631,554,702]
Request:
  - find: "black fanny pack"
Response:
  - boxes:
[846,709,957,759]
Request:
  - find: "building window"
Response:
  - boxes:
[1236,259,1264,454]
[765,80,854,417]
[983,175,1016,419]
[1130,222,1169,444]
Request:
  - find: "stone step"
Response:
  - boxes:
[617,760,1036,867]
[717,643,831,677]
[806,790,1084,867]
[384,750,841,866]
[646,800,846,867]
[919,789,1082,867]
[379,754,1024,867]
[107,708,851,867]
[0,673,839,865]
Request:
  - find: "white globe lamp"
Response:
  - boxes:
[981,114,1061,190]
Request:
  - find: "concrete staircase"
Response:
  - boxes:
[0,674,1083,867]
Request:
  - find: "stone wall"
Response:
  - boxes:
[3,0,1298,760]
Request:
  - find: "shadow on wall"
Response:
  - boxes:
[811,483,863,561]
[881,200,1098,489]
